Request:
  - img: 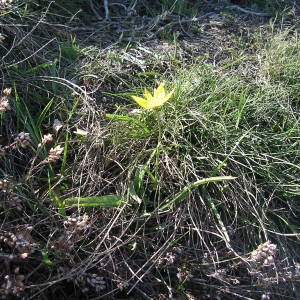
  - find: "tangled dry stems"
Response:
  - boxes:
[0,0,300,299]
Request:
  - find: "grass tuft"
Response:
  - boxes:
[0,1,299,299]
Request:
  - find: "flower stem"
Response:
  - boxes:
[155,110,162,182]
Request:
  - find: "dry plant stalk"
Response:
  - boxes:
[249,240,277,267]
[0,268,25,297]
[0,226,37,254]
[0,179,11,192]
[38,133,54,148]
[0,87,12,112]
[51,214,90,252]
[13,132,32,149]
[44,145,64,163]
[0,97,11,112]
[0,179,23,211]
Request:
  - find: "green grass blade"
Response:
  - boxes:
[160,176,236,212]
[106,113,150,134]
[64,195,123,208]
[207,197,231,243]
[36,98,54,130]
[24,61,56,74]
[60,132,69,173]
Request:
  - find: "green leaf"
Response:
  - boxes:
[36,98,54,130]
[128,182,142,204]
[136,71,160,77]
[60,132,69,173]
[41,250,54,265]
[133,165,147,195]
[13,85,41,144]
[24,61,56,74]
[210,129,252,177]
[106,113,150,134]
[64,195,123,208]
[160,176,236,212]
[207,197,230,243]
[48,174,66,216]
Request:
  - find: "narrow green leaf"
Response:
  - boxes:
[13,85,40,144]
[64,195,123,208]
[37,98,54,130]
[210,129,252,176]
[60,132,69,173]
[128,182,142,204]
[136,71,160,77]
[48,174,66,216]
[160,176,236,212]
[24,61,56,74]
[106,113,150,134]
[208,197,231,243]
[133,165,147,195]
[41,250,54,265]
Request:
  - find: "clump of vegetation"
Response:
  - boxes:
[0,0,299,298]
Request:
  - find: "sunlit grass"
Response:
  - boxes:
[0,0,299,298]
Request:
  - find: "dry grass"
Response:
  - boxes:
[0,0,300,299]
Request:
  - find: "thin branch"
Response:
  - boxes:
[227,5,271,17]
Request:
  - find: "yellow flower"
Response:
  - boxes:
[131,83,174,109]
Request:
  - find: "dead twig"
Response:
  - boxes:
[227,5,271,17]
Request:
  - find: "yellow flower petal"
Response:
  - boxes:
[165,89,175,101]
[131,95,149,109]
[131,83,174,109]
[143,88,154,101]
[155,97,168,108]
[154,83,165,98]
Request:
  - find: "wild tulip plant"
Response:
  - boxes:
[131,83,174,110]
[131,83,174,181]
